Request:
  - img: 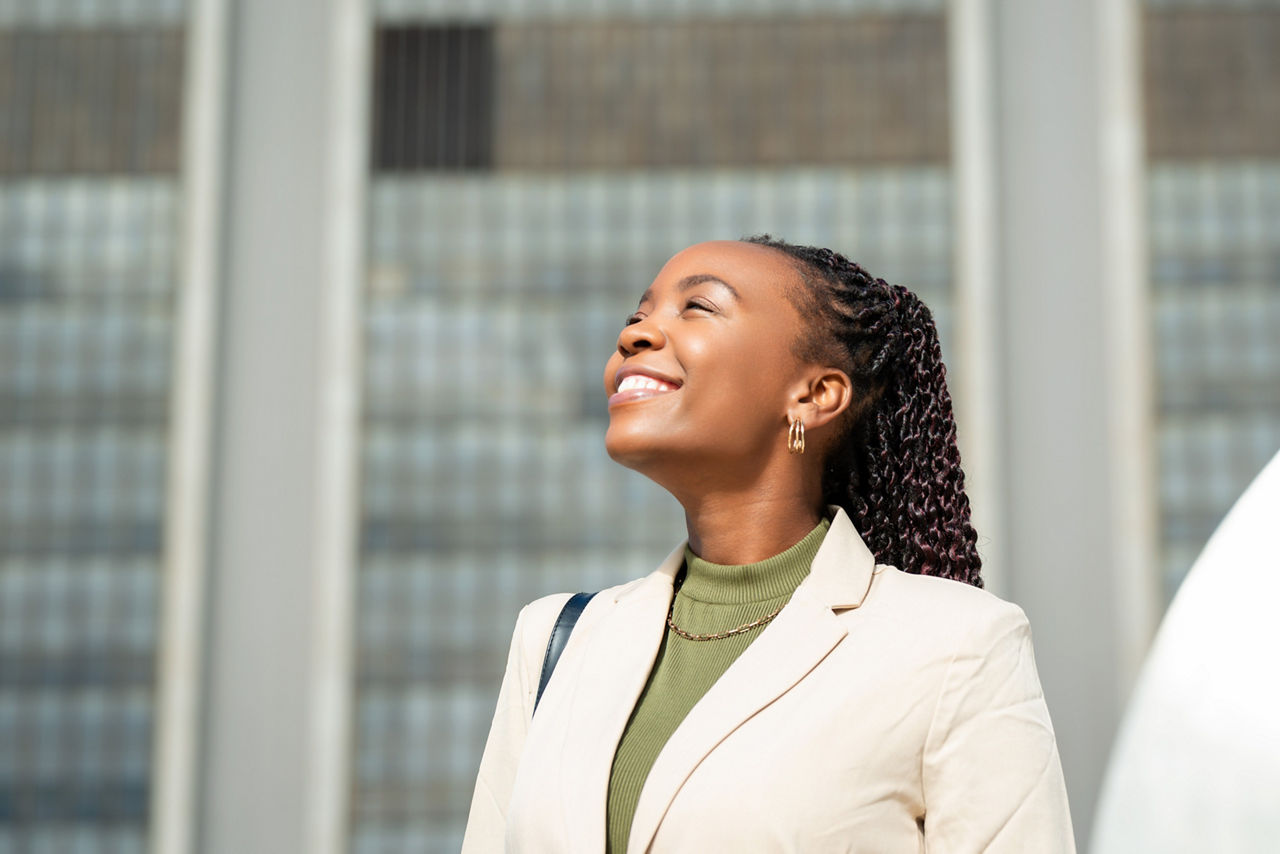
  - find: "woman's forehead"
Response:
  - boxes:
[651,240,802,296]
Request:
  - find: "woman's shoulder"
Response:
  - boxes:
[504,576,654,686]
[517,574,647,617]
[511,574,651,641]
[863,564,1033,648]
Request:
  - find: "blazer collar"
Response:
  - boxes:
[616,504,877,611]
[805,504,878,610]
[625,505,878,852]
[549,505,879,853]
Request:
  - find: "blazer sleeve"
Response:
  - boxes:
[461,594,571,853]
[920,599,1076,853]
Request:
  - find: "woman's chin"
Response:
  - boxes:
[604,426,673,472]
[604,432,650,469]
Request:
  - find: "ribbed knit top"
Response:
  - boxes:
[605,517,831,853]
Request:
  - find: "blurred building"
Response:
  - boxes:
[0,0,1276,853]
[1,2,188,853]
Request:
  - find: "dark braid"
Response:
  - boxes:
[746,235,983,587]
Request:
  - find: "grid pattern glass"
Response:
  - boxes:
[0,0,185,26]
[1146,0,1280,8]
[0,11,185,852]
[376,0,944,21]
[1145,2,1280,603]
[353,6,956,852]
[0,30,185,176]
[1149,163,1280,601]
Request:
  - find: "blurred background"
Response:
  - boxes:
[0,0,1277,852]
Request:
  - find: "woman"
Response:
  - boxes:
[462,238,1075,852]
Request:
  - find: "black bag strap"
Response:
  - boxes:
[535,591,597,713]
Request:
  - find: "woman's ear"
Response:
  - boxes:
[795,367,853,431]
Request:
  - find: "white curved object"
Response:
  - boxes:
[1092,448,1280,853]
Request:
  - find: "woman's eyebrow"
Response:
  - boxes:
[678,273,742,302]
[638,274,742,306]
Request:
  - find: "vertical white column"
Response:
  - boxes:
[307,0,371,852]
[152,0,229,851]
[949,0,1004,596]
[196,0,356,850]
[1096,0,1158,704]
[990,0,1151,843]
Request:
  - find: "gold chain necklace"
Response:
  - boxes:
[665,579,787,642]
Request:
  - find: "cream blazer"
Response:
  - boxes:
[462,507,1075,853]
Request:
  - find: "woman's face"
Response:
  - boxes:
[603,240,812,484]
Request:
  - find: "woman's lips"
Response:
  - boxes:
[608,386,679,407]
[609,373,682,407]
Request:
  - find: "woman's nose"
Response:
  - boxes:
[617,316,666,355]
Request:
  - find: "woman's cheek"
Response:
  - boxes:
[603,352,622,394]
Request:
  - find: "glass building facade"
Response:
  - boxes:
[0,1,1276,851]
[1143,0,1280,602]
[0,2,187,852]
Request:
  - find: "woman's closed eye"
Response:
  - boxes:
[623,299,713,327]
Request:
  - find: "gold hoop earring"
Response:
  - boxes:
[787,416,805,455]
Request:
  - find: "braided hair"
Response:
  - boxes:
[746,235,983,587]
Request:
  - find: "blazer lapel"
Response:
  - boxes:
[552,543,685,853]
[625,507,877,853]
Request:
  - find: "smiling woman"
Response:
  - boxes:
[602,242,821,493]
[462,239,1075,853]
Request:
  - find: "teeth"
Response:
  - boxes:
[618,375,677,393]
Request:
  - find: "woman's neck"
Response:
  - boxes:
[681,492,826,565]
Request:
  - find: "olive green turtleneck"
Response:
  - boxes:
[605,517,831,853]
